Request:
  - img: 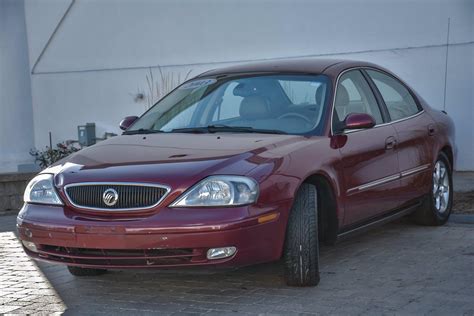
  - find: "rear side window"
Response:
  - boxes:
[366,70,420,121]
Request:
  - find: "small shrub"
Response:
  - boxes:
[30,141,82,169]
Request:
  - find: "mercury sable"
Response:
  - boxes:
[17,59,455,286]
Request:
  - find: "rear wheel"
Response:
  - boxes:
[67,266,107,276]
[283,183,320,287]
[413,152,453,226]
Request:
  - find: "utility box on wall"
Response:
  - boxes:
[78,123,96,146]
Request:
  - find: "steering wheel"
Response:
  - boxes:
[278,112,312,125]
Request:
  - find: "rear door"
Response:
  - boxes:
[365,69,435,204]
[333,70,402,227]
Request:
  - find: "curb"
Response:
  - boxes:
[449,214,474,224]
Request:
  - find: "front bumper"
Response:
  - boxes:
[17,202,289,269]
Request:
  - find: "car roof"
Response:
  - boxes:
[196,58,381,77]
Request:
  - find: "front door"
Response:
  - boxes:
[332,70,401,227]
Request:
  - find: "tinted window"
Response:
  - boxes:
[367,70,419,121]
[333,70,383,131]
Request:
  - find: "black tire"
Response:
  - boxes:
[413,152,453,226]
[67,266,107,276]
[283,183,320,287]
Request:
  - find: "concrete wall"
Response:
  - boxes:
[15,0,474,170]
[0,0,35,173]
[0,173,35,214]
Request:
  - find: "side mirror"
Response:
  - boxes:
[119,116,139,130]
[344,113,376,130]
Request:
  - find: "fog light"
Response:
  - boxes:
[22,240,37,252]
[207,246,237,260]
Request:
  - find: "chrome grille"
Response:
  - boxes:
[64,183,170,211]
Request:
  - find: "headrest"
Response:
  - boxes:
[233,82,260,97]
[335,85,350,107]
[239,96,270,120]
[315,84,325,105]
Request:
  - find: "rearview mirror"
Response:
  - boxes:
[119,116,139,130]
[344,113,376,130]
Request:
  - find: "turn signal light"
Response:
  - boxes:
[258,212,279,224]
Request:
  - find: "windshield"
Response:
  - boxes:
[127,74,331,135]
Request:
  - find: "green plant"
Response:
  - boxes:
[30,141,82,169]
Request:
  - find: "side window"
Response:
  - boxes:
[366,70,419,121]
[333,70,383,131]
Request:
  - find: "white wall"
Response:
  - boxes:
[19,0,474,170]
[0,0,35,173]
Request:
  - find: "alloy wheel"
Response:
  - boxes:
[432,160,450,214]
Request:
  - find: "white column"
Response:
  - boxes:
[0,0,36,173]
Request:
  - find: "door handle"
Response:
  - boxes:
[428,124,436,136]
[385,136,397,150]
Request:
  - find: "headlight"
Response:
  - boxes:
[24,174,63,205]
[171,176,258,207]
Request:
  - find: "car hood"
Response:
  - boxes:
[45,133,318,188]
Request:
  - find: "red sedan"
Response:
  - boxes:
[18,59,455,286]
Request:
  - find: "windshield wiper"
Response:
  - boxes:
[170,125,287,135]
[123,128,165,135]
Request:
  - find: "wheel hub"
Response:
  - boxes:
[432,160,450,214]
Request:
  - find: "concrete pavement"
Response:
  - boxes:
[1,214,473,315]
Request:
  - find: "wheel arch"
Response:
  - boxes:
[302,173,339,245]
[440,145,454,170]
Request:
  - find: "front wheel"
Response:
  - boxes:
[283,183,320,287]
[413,152,453,226]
